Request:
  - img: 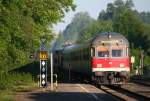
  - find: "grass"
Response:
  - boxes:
[0,90,14,101]
[0,72,37,101]
[13,83,37,92]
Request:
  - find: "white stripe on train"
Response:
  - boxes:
[92,67,130,72]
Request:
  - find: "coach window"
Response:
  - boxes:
[97,46,109,57]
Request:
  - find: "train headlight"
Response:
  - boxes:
[120,64,124,68]
[97,64,102,68]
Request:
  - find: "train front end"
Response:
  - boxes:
[91,33,130,85]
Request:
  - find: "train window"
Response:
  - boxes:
[91,47,95,57]
[112,50,122,57]
[97,51,109,57]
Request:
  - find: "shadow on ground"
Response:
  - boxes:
[27,92,109,101]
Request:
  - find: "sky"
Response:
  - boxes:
[53,0,150,33]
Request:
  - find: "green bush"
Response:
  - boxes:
[0,94,14,101]
[0,90,14,101]
[0,72,33,90]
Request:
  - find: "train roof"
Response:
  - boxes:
[63,32,129,53]
[63,44,84,53]
[91,32,129,45]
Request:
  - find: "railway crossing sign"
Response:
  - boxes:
[40,60,47,87]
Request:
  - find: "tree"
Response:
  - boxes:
[106,3,115,20]
[112,8,149,50]
[98,3,115,21]
[98,10,106,20]
[134,11,150,24]
[0,0,75,71]
[125,0,134,9]
[98,0,134,21]
[142,24,150,54]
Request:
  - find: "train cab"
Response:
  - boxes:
[91,33,130,84]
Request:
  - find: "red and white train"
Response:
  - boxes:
[54,32,131,85]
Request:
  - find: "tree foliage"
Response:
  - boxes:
[112,0,150,51]
[134,11,150,24]
[98,0,134,21]
[0,0,75,72]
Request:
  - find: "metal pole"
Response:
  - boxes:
[132,63,133,74]
[51,52,53,91]
[55,74,57,88]
[53,74,58,90]
[40,60,41,87]
[69,68,70,82]
[46,60,47,87]
[141,51,144,75]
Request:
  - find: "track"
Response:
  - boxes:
[131,77,150,87]
[81,79,150,101]
[57,70,150,101]
[70,75,150,101]
[79,80,147,100]
[99,85,150,101]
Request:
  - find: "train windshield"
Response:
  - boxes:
[96,46,124,57]
[111,45,123,57]
[96,46,109,57]
[98,51,109,57]
[112,50,122,57]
